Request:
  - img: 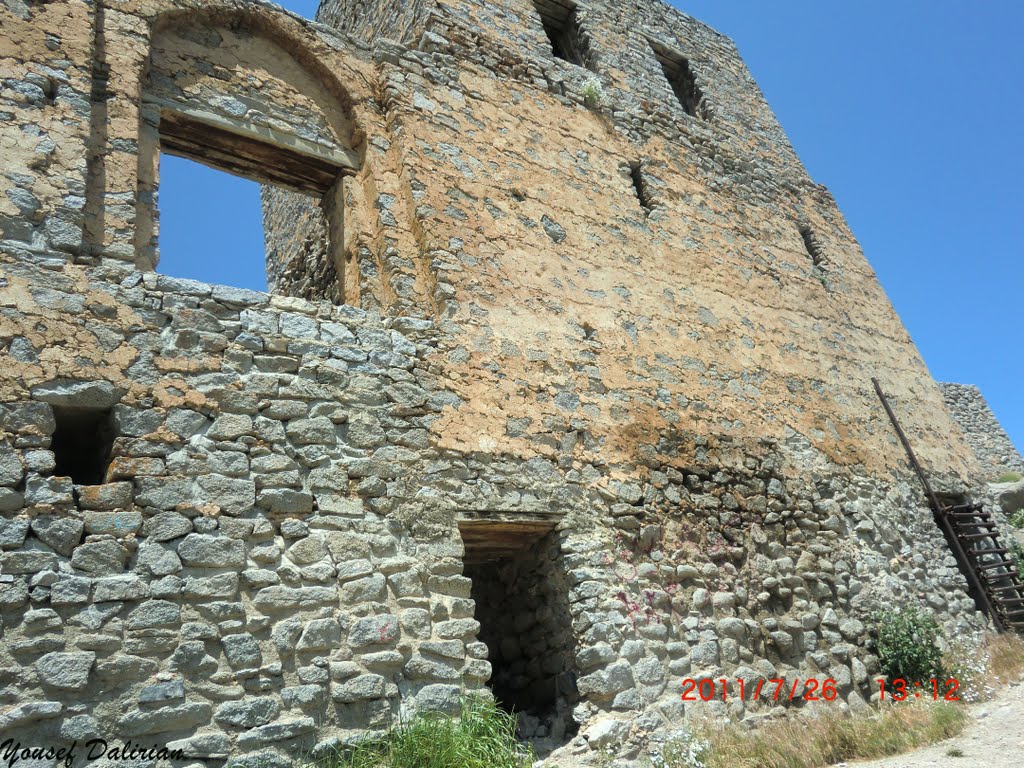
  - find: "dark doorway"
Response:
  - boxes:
[460,520,579,745]
[51,406,115,485]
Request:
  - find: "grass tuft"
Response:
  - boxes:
[321,696,533,768]
[696,701,967,768]
[985,631,1024,686]
[996,472,1022,483]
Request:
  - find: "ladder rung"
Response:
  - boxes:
[986,582,1024,592]
[961,532,999,540]
[954,521,997,529]
[949,511,991,519]
[978,560,1016,570]
[969,547,1009,556]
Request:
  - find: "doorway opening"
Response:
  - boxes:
[460,519,579,745]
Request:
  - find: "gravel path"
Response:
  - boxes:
[840,682,1024,768]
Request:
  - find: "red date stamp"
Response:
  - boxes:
[878,678,960,701]
[681,677,963,703]
[681,677,841,702]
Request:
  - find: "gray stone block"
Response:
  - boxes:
[35,651,95,690]
[177,533,246,568]
[30,379,125,408]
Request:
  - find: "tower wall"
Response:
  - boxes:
[0,0,998,762]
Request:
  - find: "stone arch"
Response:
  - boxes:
[135,3,365,302]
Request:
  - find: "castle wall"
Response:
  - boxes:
[941,383,1023,480]
[0,0,999,763]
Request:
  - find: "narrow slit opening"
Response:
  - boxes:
[630,162,654,215]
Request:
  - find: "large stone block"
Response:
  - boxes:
[30,379,125,408]
[35,652,95,690]
[177,533,246,568]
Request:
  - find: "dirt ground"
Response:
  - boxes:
[841,681,1024,767]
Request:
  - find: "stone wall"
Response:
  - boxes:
[0,0,1000,763]
[941,383,1023,480]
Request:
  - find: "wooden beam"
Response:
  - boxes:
[150,97,358,196]
[458,519,556,565]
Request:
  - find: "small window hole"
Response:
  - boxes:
[52,406,116,485]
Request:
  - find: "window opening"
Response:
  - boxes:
[799,224,826,266]
[629,161,654,215]
[460,520,579,745]
[650,41,706,119]
[533,0,594,70]
[52,406,115,486]
[144,98,353,301]
[158,153,269,291]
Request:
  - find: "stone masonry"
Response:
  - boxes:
[940,383,1023,480]
[0,0,1014,764]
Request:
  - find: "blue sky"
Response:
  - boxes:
[158,1,1022,453]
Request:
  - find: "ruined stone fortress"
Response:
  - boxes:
[1,0,1021,764]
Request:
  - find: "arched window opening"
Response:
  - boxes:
[137,18,359,304]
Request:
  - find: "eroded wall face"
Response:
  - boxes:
[941,383,1024,480]
[0,0,1003,762]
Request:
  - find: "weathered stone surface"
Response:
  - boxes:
[35,652,95,690]
[70,539,128,574]
[221,633,262,669]
[196,475,256,515]
[31,516,83,556]
[25,476,74,506]
[30,379,125,408]
[0,518,30,549]
[137,541,182,576]
[119,703,213,735]
[77,484,135,512]
[1,550,57,573]
[215,697,281,727]
[126,600,181,629]
[236,718,316,749]
[83,509,142,534]
[139,679,185,703]
[0,450,24,486]
[349,615,400,648]
[177,534,246,567]
[332,673,385,702]
[297,618,341,651]
[142,511,193,541]
[259,488,314,515]
[93,575,147,602]
[0,701,63,731]
[415,684,461,714]
[253,586,337,611]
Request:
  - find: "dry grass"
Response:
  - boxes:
[698,701,968,768]
[667,632,1024,768]
[985,631,1024,686]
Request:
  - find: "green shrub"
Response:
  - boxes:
[1010,540,1024,580]
[1008,509,1024,529]
[580,77,606,108]
[324,696,533,768]
[997,472,1022,483]
[873,606,943,685]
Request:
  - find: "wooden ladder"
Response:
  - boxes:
[873,378,1024,633]
[940,501,1024,631]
